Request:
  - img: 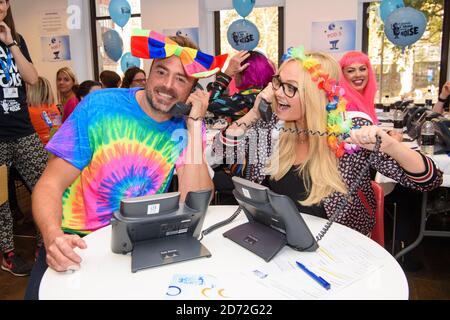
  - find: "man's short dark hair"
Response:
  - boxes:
[100,70,121,88]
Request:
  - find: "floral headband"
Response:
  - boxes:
[131,29,228,79]
[282,46,358,158]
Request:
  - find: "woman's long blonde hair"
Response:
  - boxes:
[266,52,348,206]
[56,67,78,106]
[27,76,55,107]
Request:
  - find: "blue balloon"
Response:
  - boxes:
[102,29,123,62]
[120,52,140,72]
[384,7,427,48]
[109,0,131,28]
[379,0,405,22]
[227,19,260,51]
[232,0,256,18]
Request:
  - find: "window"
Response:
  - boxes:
[362,0,449,103]
[215,6,284,67]
[90,0,142,80]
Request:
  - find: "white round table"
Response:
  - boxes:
[39,206,408,300]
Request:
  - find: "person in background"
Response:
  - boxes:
[121,67,146,88]
[100,70,121,88]
[27,77,62,145]
[207,50,275,123]
[433,81,450,114]
[56,67,78,113]
[207,50,275,201]
[0,0,48,277]
[62,80,101,122]
[339,51,378,124]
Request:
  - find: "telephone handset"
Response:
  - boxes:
[258,99,273,122]
[169,102,192,117]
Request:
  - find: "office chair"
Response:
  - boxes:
[370,181,385,248]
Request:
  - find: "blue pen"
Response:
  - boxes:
[296,261,331,290]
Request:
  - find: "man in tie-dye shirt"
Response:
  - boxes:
[26,35,214,299]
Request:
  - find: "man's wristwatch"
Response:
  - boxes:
[6,40,18,48]
[438,96,448,103]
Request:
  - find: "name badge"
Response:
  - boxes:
[3,88,18,99]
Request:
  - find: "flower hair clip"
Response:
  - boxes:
[283,46,359,158]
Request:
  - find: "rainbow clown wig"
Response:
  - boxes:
[131,29,228,79]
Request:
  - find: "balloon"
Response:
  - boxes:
[102,29,123,62]
[384,7,427,48]
[232,0,256,18]
[120,52,140,72]
[227,19,260,51]
[379,0,405,22]
[108,0,131,28]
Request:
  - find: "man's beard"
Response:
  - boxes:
[145,86,179,116]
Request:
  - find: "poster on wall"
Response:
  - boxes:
[162,28,199,46]
[40,36,71,62]
[311,20,356,58]
[39,9,71,62]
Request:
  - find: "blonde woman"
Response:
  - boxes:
[56,67,78,117]
[214,48,442,236]
[27,77,62,145]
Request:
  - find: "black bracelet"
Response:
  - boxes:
[438,96,448,103]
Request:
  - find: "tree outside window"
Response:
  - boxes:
[366,0,444,103]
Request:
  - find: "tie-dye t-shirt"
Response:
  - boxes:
[46,88,193,235]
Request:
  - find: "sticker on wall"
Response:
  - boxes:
[311,20,356,59]
[41,35,71,62]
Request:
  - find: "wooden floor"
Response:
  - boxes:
[1,215,449,300]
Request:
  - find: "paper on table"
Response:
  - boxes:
[243,233,385,299]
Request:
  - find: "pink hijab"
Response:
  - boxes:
[339,51,378,124]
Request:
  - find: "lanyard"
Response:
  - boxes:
[0,49,12,83]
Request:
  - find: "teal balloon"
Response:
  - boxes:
[108,0,131,27]
[384,7,427,48]
[379,0,405,22]
[121,53,140,72]
[232,0,256,18]
[102,29,123,62]
[227,19,260,51]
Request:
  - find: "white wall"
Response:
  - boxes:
[284,0,359,49]
[13,0,93,95]
[140,0,200,72]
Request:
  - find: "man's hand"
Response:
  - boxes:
[186,89,210,122]
[45,232,87,272]
[224,51,251,78]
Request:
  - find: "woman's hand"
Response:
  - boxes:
[224,51,251,78]
[387,130,403,142]
[440,81,450,100]
[0,22,14,46]
[347,125,400,153]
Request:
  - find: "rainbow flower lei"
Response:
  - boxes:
[282,46,359,158]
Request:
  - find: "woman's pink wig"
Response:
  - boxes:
[339,51,378,124]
